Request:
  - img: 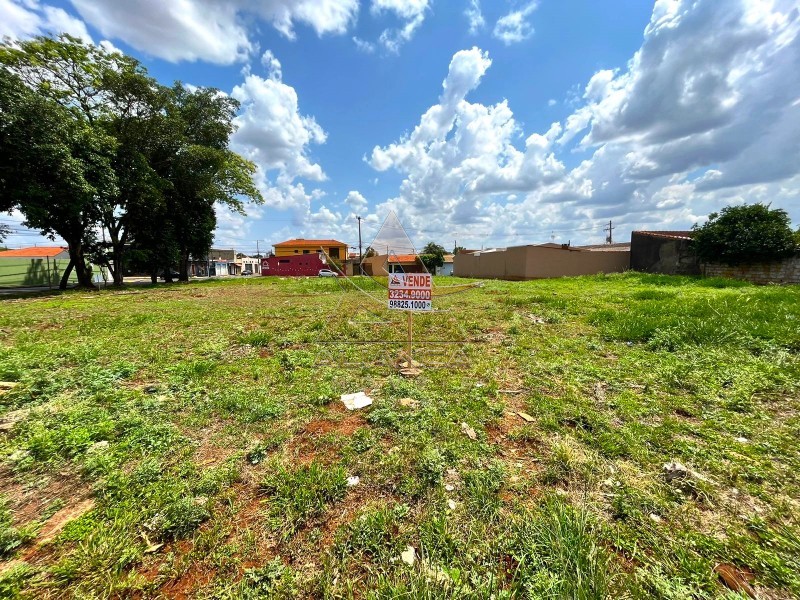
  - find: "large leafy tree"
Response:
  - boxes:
[692,204,798,266]
[96,74,171,285]
[113,83,261,283]
[156,84,261,281]
[0,66,117,288]
[0,35,156,288]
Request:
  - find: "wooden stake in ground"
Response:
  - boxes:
[399,310,422,377]
[407,310,413,364]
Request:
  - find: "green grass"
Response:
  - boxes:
[0,272,798,598]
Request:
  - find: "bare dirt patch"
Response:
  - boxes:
[0,465,89,529]
[0,471,95,566]
[138,483,279,599]
[286,410,367,466]
[36,498,95,545]
[159,563,216,600]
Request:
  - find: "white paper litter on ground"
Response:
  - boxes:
[347,476,360,486]
[341,392,373,410]
[400,546,416,566]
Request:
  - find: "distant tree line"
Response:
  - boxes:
[0,35,262,289]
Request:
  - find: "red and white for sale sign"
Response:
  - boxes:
[388,273,432,311]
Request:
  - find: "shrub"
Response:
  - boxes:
[692,203,798,265]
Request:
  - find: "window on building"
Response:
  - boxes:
[329,248,340,259]
[294,250,299,254]
[303,249,310,254]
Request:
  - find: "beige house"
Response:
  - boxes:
[453,243,630,280]
[359,254,426,276]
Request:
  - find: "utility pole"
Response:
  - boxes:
[604,220,615,244]
[356,215,363,267]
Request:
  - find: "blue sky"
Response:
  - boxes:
[2,0,799,256]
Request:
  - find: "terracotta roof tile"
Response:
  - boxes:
[634,231,693,240]
[388,254,420,263]
[273,239,347,248]
[0,246,68,258]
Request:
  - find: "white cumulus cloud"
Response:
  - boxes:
[1,0,93,41]
[493,1,538,45]
[465,0,485,35]
[66,0,359,64]
[371,0,430,53]
[228,52,330,227]
[231,70,327,183]
[344,190,369,212]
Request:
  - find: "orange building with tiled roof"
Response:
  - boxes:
[0,247,74,288]
[272,239,348,261]
[0,246,69,259]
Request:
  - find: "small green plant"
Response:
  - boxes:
[261,461,347,537]
[542,441,579,485]
[349,427,378,453]
[239,331,272,347]
[149,495,211,540]
[462,462,505,519]
[335,503,409,562]
[237,557,297,597]
[246,434,289,464]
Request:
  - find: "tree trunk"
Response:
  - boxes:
[163,266,173,283]
[66,240,97,290]
[109,229,127,286]
[112,246,124,286]
[179,249,190,282]
[59,259,75,290]
[150,269,158,284]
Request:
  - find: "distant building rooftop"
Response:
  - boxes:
[0,246,68,258]
[273,238,347,248]
[387,254,421,263]
[634,231,693,240]
[576,243,632,252]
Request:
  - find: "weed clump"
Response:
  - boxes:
[261,461,347,537]
[335,503,410,562]
[511,497,614,598]
[462,461,505,519]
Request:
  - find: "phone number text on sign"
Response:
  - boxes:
[389,289,432,300]
[388,273,432,311]
[388,299,432,310]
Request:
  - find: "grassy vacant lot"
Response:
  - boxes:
[0,273,798,599]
